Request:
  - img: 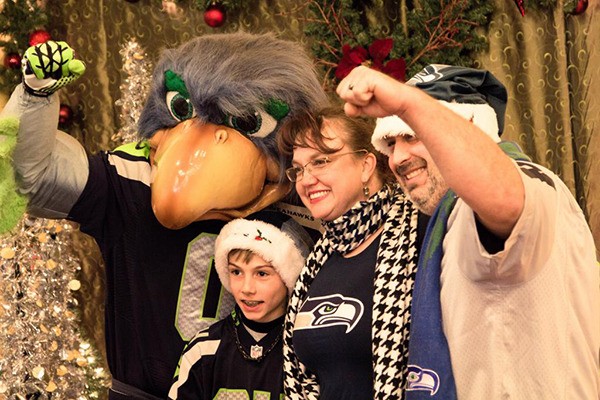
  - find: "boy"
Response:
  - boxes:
[168,211,311,399]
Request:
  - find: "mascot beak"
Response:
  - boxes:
[148,120,288,229]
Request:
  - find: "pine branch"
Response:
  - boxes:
[0,0,48,94]
[410,0,478,68]
[303,0,495,90]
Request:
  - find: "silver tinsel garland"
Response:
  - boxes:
[113,38,153,144]
[0,38,152,400]
[0,217,110,399]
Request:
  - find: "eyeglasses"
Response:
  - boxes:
[285,149,369,182]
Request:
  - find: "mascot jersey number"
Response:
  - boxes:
[0,34,327,398]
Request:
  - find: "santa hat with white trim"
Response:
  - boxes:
[214,210,312,293]
[372,64,508,156]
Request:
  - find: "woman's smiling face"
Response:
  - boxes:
[292,120,369,222]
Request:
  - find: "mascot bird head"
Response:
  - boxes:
[137,32,328,229]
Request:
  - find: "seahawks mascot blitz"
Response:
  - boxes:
[0,33,327,398]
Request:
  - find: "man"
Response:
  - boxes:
[337,64,600,399]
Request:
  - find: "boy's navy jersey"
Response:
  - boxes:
[68,144,235,397]
[169,311,284,399]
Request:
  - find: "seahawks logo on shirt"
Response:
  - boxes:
[294,294,364,333]
[516,160,555,189]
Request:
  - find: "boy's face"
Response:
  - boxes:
[228,252,288,323]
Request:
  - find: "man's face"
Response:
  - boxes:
[386,134,449,215]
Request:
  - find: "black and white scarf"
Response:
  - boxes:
[283,184,419,399]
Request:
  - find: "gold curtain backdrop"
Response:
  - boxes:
[2,0,599,391]
[477,0,600,241]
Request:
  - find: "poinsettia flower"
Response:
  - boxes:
[382,58,406,82]
[335,38,406,82]
[368,38,393,69]
[335,44,368,79]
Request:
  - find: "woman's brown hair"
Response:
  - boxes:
[278,106,394,184]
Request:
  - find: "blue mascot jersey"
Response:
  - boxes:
[68,145,233,396]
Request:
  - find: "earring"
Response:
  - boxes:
[363,185,370,197]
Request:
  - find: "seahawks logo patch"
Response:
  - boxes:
[294,294,364,333]
[406,364,440,395]
[406,365,440,396]
[407,64,449,85]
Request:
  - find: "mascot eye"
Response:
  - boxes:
[166,91,196,121]
[229,109,277,139]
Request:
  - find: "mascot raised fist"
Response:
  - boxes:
[22,40,86,96]
[0,32,326,398]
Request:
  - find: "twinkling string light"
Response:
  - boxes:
[0,217,110,399]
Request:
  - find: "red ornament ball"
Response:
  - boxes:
[59,104,74,126]
[29,29,52,46]
[573,0,588,14]
[204,3,226,28]
[4,52,22,69]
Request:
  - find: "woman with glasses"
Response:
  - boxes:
[277,106,423,399]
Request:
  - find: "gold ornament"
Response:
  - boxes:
[0,247,15,259]
[46,380,57,392]
[32,366,45,379]
[76,357,88,367]
[37,232,48,243]
[66,349,80,361]
[56,365,69,376]
[67,279,81,291]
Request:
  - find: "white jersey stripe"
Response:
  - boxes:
[108,153,152,187]
[168,339,221,399]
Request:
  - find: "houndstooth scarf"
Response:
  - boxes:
[283,184,419,399]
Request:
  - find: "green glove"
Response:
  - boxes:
[22,40,86,97]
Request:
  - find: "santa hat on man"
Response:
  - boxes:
[214,210,312,293]
[371,64,508,156]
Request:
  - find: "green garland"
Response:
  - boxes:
[195,0,244,12]
[0,0,47,95]
[530,0,577,13]
[304,0,494,88]
[0,0,583,96]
